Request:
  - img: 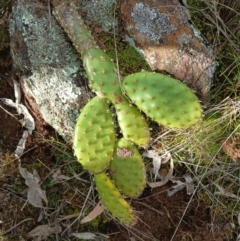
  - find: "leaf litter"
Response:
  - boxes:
[80,201,105,224]
[18,163,48,207]
[143,150,174,188]
[27,224,62,240]
[52,168,71,183]
[0,78,35,157]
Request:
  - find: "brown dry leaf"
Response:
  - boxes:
[19,164,48,207]
[27,224,62,240]
[222,137,240,162]
[80,201,105,224]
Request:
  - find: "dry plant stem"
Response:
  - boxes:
[113,3,122,90]
[3,218,34,235]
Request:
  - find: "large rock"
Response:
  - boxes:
[9,0,89,141]
[120,0,216,102]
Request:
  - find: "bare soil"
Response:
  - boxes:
[0,1,234,241]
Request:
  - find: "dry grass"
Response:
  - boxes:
[150,1,240,239]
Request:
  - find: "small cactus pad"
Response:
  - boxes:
[83,47,123,101]
[53,2,96,55]
[123,72,202,128]
[109,138,146,198]
[115,96,150,147]
[73,97,115,173]
[95,172,136,225]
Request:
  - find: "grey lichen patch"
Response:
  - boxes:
[131,2,176,41]
[9,0,88,141]
[80,0,117,32]
[9,0,78,73]
[177,33,193,46]
[175,5,191,24]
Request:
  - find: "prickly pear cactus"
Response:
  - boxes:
[83,47,123,101]
[123,72,202,128]
[115,96,150,147]
[54,1,204,227]
[54,2,150,147]
[73,96,115,173]
[83,47,150,146]
[95,172,136,225]
[109,138,146,198]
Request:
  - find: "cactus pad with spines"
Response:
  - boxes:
[73,97,115,173]
[123,72,202,128]
[114,97,150,147]
[83,47,123,101]
[95,172,136,225]
[110,138,146,198]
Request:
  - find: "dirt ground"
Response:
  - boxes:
[0,1,236,241]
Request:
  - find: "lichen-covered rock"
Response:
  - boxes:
[123,72,202,128]
[109,138,146,198]
[9,0,89,141]
[95,172,136,225]
[120,0,216,102]
[80,0,117,32]
[73,97,115,173]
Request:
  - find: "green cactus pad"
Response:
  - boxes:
[95,172,136,225]
[109,138,146,198]
[123,72,202,128]
[114,97,150,147]
[73,97,115,173]
[83,47,123,101]
[53,2,96,55]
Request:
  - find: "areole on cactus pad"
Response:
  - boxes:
[122,72,202,128]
